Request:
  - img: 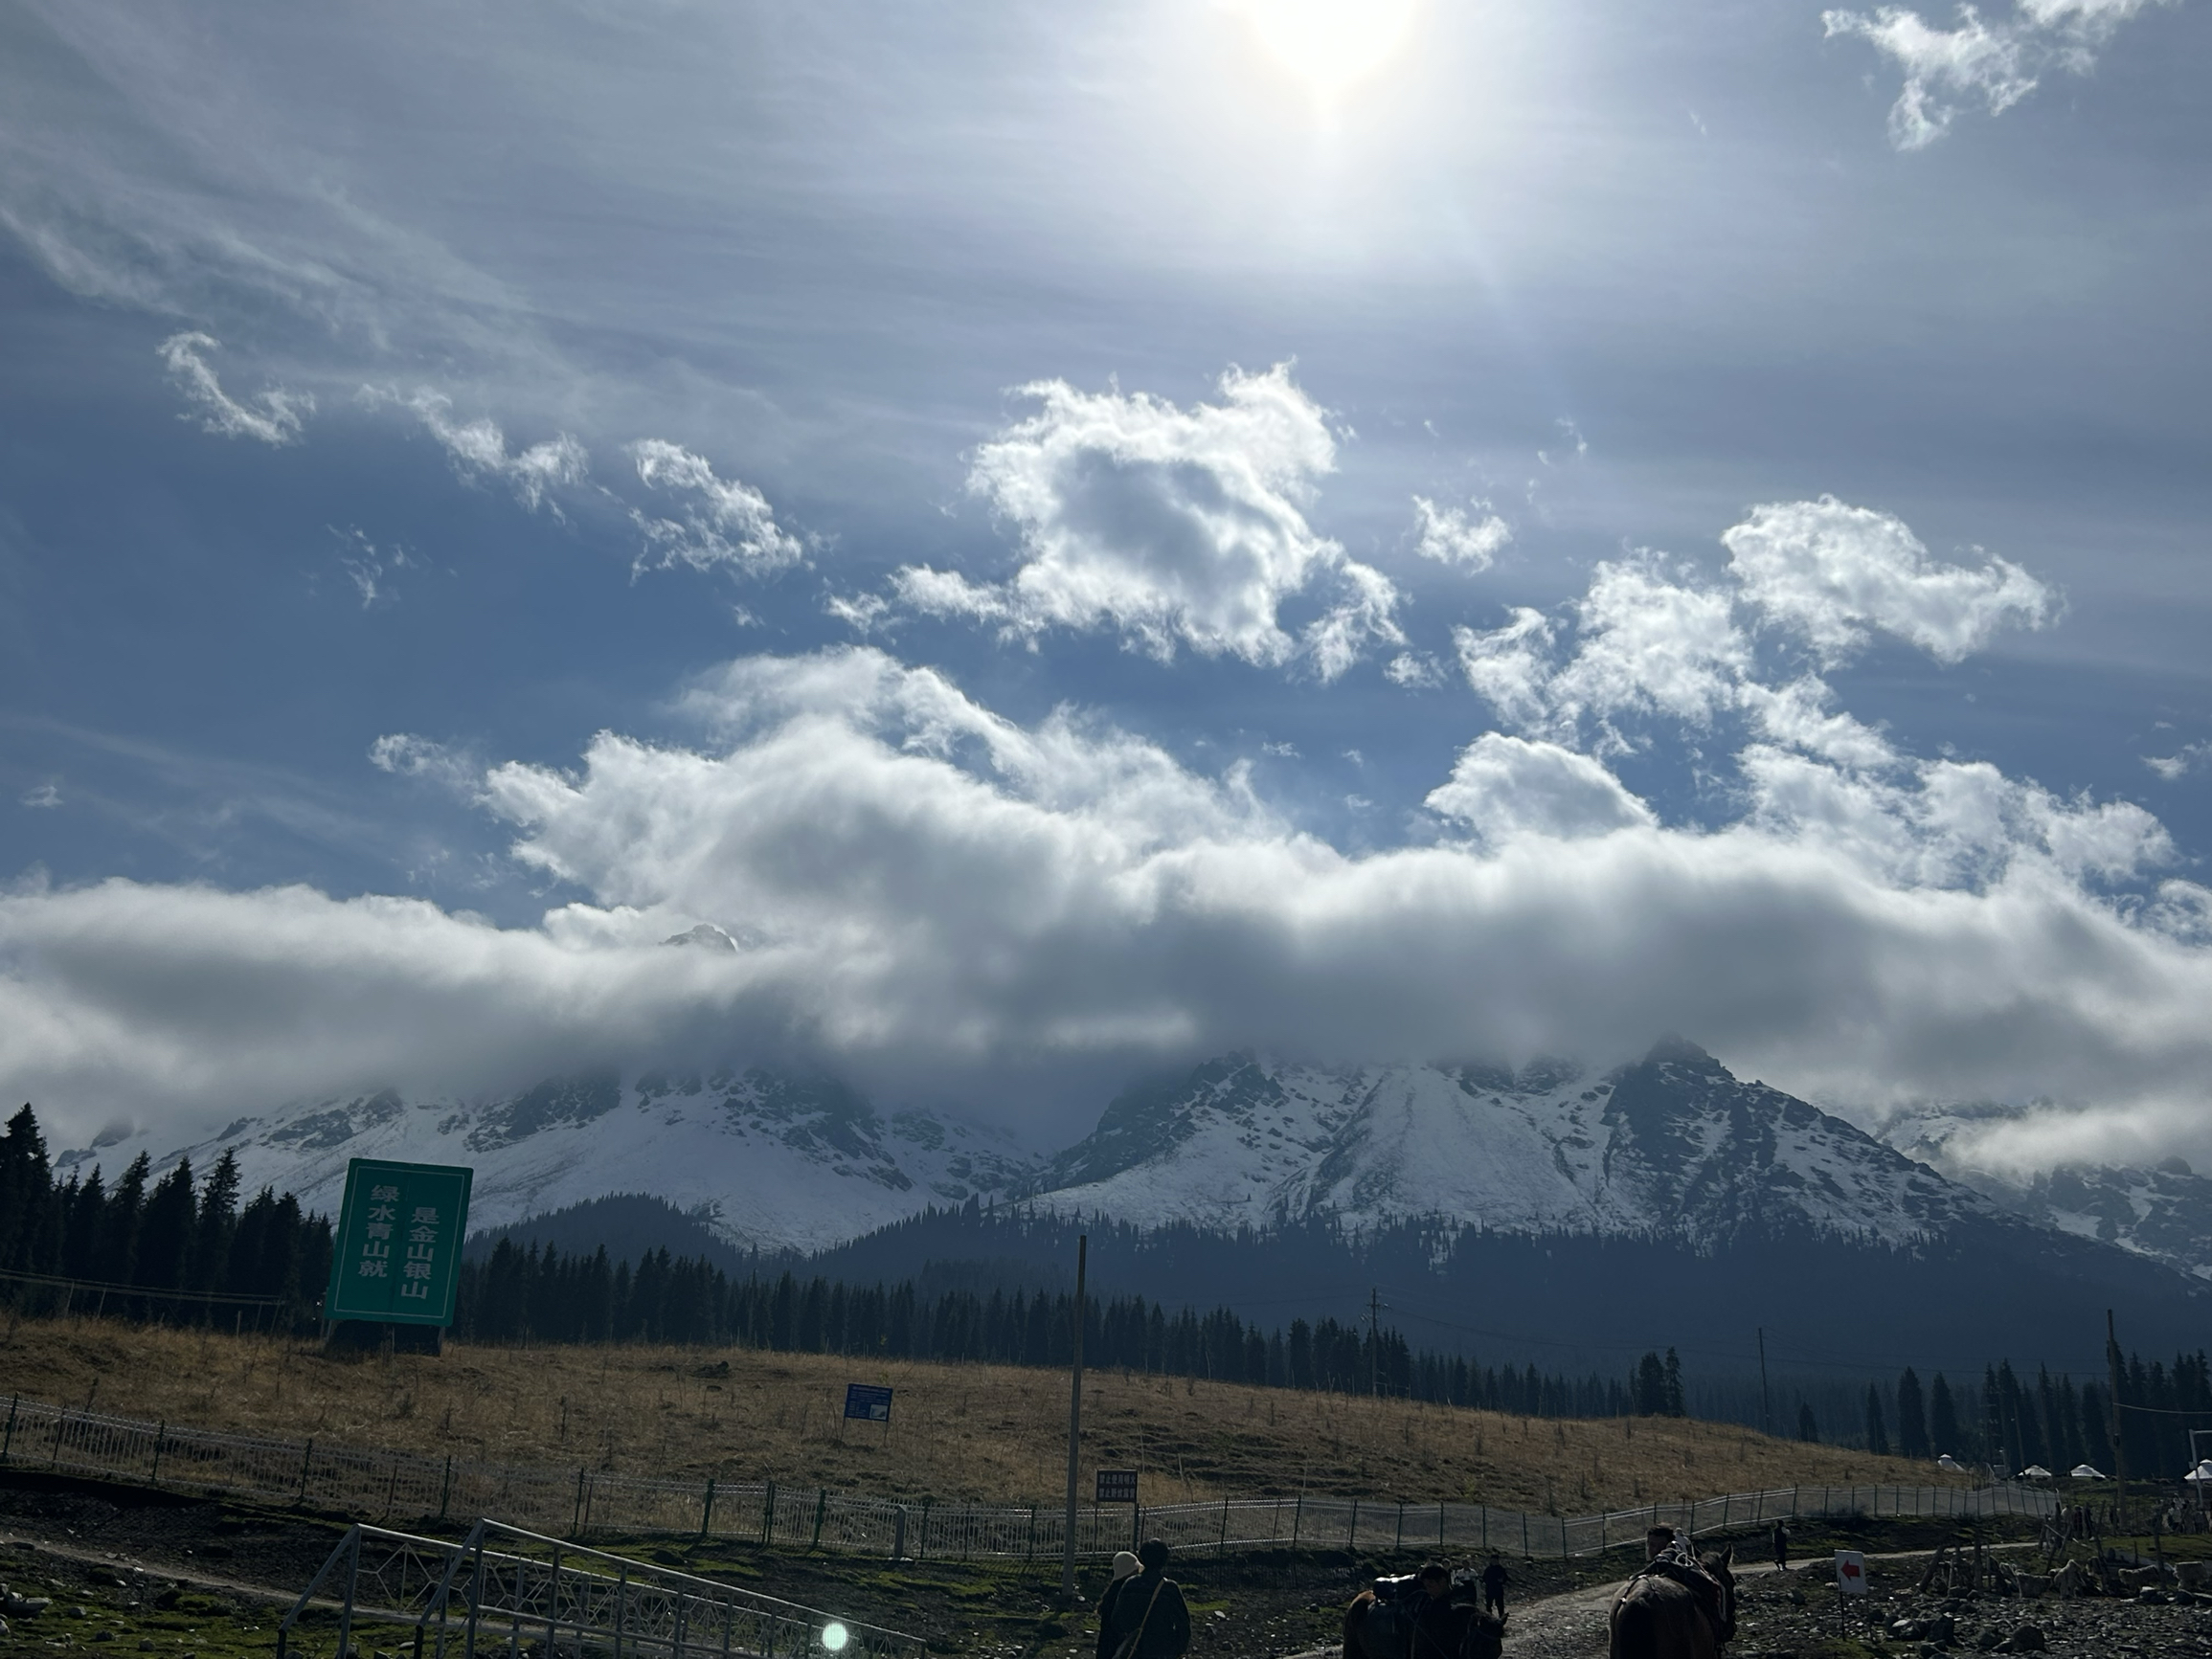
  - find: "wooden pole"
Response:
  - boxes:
[1060,1233,1088,1606]
[2108,1309,2126,1535]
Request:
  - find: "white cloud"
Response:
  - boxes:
[4,645,2208,1154]
[1451,607,1557,729]
[895,365,1403,680]
[368,733,480,796]
[628,439,803,577]
[1384,652,1448,690]
[20,785,62,810]
[393,389,587,512]
[1411,497,1512,571]
[157,332,312,445]
[1425,734,1657,843]
[825,592,893,635]
[1458,501,2048,760]
[1724,497,2052,664]
[2146,743,2210,781]
[329,526,408,609]
[1824,1,2171,149]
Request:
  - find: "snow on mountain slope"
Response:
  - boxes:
[56,1071,1036,1255]
[1028,1041,1984,1244]
[60,1042,1995,1259]
[1882,1107,2212,1281]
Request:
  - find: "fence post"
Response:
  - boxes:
[1027,1504,1037,1562]
[1348,1497,1359,1551]
[1292,1493,1302,1547]
[613,1560,628,1659]
[1395,1502,1405,1549]
[1220,1497,1230,1554]
[149,1421,165,1486]
[297,1438,314,1504]
[701,1477,717,1541]
[763,1480,777,1547]
[574,1468,589,1536]
[812,1488,827,1550]
[917,1495,931,1561]
[440,1454,454,1522]
[1522,1511,1528,1556]
[0,1395,14,1465]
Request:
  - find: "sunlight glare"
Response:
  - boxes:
[1243,0,1422,104]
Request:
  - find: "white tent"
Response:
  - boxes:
[2020,1465,2052,1479]
[2184,1462,2212,1484]
[1936,1454,1965,1471]
[2069,1464,2108,1480]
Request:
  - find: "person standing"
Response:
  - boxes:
[1094,1552,1141,1659]
[1772,1520,1791,1572]
[1480,1553,1509,1620]
[1098,1539,1190,1659]
[1410,1564,1458,1659]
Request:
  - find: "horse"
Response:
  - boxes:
[1343,1585,1506,1659]
[1609,1545,1736,1659]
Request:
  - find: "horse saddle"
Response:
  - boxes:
[1632,1553,1724,1627]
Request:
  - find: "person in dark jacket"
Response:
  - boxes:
[1771,1521,1790,1571]
[1094,1552,1142,1659]
[1410,1563,1459,1659]
[1479,1554,1509,1619]
[1098,1538,1191,1659]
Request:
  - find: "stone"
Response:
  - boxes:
[2008,1624,2047,1652]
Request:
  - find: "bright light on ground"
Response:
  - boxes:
[822,1623,851,1652]
[1244,0,1422,102]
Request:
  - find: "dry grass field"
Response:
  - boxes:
[0,1315,1954,1515]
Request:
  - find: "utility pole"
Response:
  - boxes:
[1368,1288,1382,1399]
[2108,1309,2126,1534]
[1757,1328,1772,1438]
[1060,1234,1088,1606]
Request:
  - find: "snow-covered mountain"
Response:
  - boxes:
[56,1070,1035,1255]
[1028,1039,1986,1244]
[56,1040,2122,1266]
[1881,1106,2212,1282]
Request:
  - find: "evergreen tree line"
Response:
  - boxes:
[0,1106,333,1328]
[459,1237,1647,1419]
[1832,1355,2212,1481]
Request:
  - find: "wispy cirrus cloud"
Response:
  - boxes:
[157,332,312,445]
[1824,0,2175,148]
[891,365,1404,681]
[380,389,588,513]
[1411,496,1512,572]
[627,439,803,578]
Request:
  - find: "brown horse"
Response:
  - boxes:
[1344,1587,1505,1659]
[1609,1547,1736,1659]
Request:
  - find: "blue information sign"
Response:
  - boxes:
[844,1383,893,1423]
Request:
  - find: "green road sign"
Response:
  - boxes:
[324,1158,472,1327]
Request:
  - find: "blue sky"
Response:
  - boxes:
[0,0,2207,1163]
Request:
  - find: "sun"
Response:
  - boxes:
[1243,0,1423,105]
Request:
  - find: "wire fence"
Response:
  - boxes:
[0,1391,2057,1563]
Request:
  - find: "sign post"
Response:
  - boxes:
[325,1158,472,1348]
[844,1383,893,1442]
[1097,1469,1140,1551]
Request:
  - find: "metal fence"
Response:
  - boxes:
[277,1517,928,1659]
[0,1391,2057,1563]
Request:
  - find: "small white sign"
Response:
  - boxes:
[1835,1550,1869,1596]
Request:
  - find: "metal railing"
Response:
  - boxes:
[276,1517,927,1659]
[0,1391,2058,1563]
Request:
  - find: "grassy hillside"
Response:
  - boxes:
[1,1316,1960,1513]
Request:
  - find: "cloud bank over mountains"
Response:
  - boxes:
[2,492,2205,1172]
